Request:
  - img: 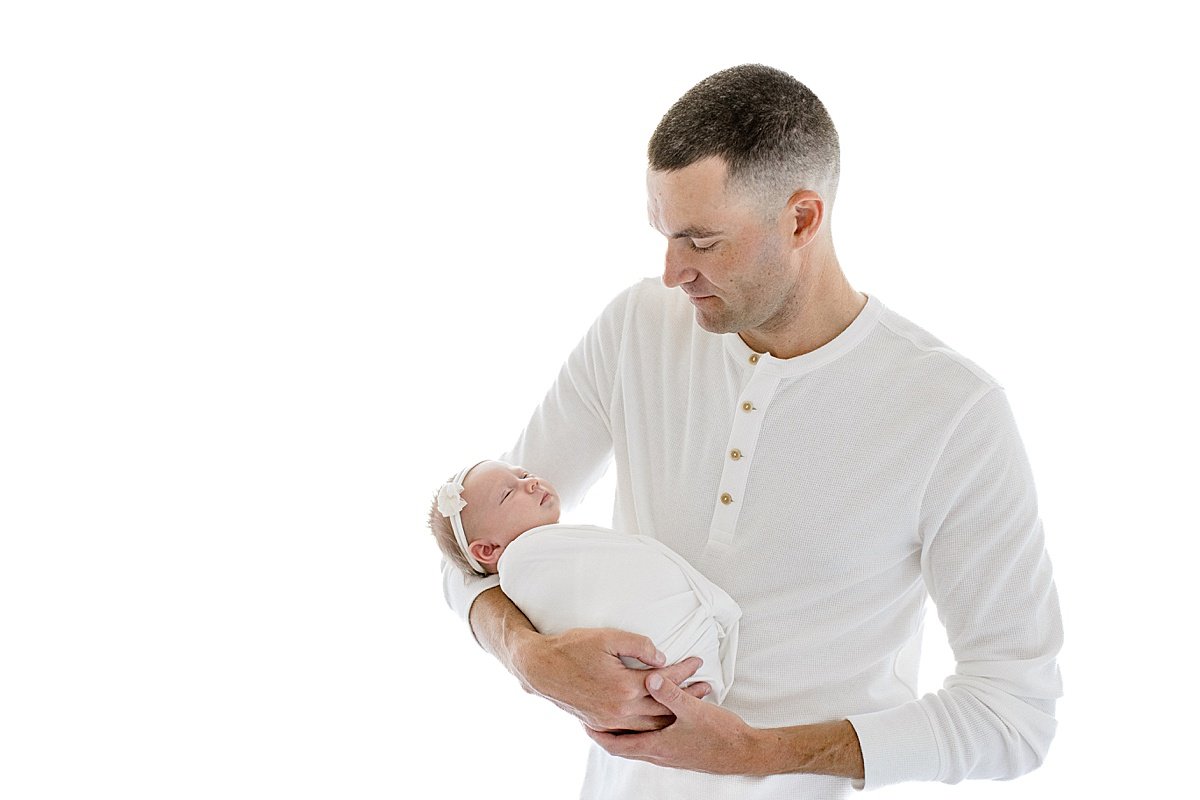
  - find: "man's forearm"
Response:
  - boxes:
[586,674,866,778]
[468,586,540,681]
[755,720,865,780]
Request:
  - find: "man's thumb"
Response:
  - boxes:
[646,672,689,710]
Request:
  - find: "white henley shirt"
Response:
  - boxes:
[442,279,1063,798]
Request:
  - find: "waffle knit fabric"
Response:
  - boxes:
[498,523,741,704]
[442,279,1063,798]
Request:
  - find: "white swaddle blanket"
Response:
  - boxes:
[497,523,741,703]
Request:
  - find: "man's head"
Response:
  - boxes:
[646,66,843,348]
[428,461,561,575]
[648,64,840,217]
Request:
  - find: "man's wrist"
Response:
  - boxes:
[505,625,544,681]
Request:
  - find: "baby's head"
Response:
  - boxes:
[428,460,561,576]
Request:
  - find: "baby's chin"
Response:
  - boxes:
[535,497,562,527]
[519,511,560,532]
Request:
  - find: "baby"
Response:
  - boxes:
[429,460,741,703]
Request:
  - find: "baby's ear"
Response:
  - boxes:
[470,540,501,568]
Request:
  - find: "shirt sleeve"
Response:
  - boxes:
[440,284,633,627]
[847,387,1063,789]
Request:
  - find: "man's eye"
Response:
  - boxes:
[688,240,717,252]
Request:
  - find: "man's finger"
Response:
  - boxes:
[646,672,696,715]
[582,723,658,760]
[605,629,665,668]
[590,713,677,733]
[656,655,703,685]
[682,681,711,700]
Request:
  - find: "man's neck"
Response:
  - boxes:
[739,257,867,360]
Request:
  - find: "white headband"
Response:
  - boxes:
[436,463,487,575]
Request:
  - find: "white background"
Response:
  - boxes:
[2,2,1197,798]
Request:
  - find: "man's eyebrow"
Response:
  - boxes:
[670,226,722,239]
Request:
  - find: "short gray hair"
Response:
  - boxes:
[648,64,840,210]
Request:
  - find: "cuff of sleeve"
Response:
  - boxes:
[846,701,942,791]
[441,558,501,644]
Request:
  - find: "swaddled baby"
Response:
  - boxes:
[429,460,740,703]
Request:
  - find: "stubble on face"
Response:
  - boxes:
[695,216,800,339]
[648,159,803,342]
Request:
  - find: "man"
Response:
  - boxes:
[442,64,1062,798]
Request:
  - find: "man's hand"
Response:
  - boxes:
[585,672,867,780]
[467,588,709,733]
[584,671,767,774]
[516,627,711,733]
[469,588,864,780]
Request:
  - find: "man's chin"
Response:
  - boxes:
[692,307,736,334]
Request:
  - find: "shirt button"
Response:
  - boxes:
[748,353,760,365]
[730,449,742,460]
[741,401,754,412]
[720,492,733,505]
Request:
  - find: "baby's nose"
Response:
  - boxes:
[525,477,539,491]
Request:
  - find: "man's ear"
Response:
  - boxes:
[784,189,825,249]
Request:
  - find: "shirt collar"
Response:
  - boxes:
[723,294,884,378]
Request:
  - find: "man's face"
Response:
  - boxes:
[459,461,560,552]
[647,157,798,338]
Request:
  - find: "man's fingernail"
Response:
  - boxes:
[648,674,663,691]
[655,650,666,665]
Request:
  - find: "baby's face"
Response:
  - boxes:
[459,461,561,552]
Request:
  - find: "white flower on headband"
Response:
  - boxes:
[437,481,467,517]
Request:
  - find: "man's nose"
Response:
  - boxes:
[661,244,698,289]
